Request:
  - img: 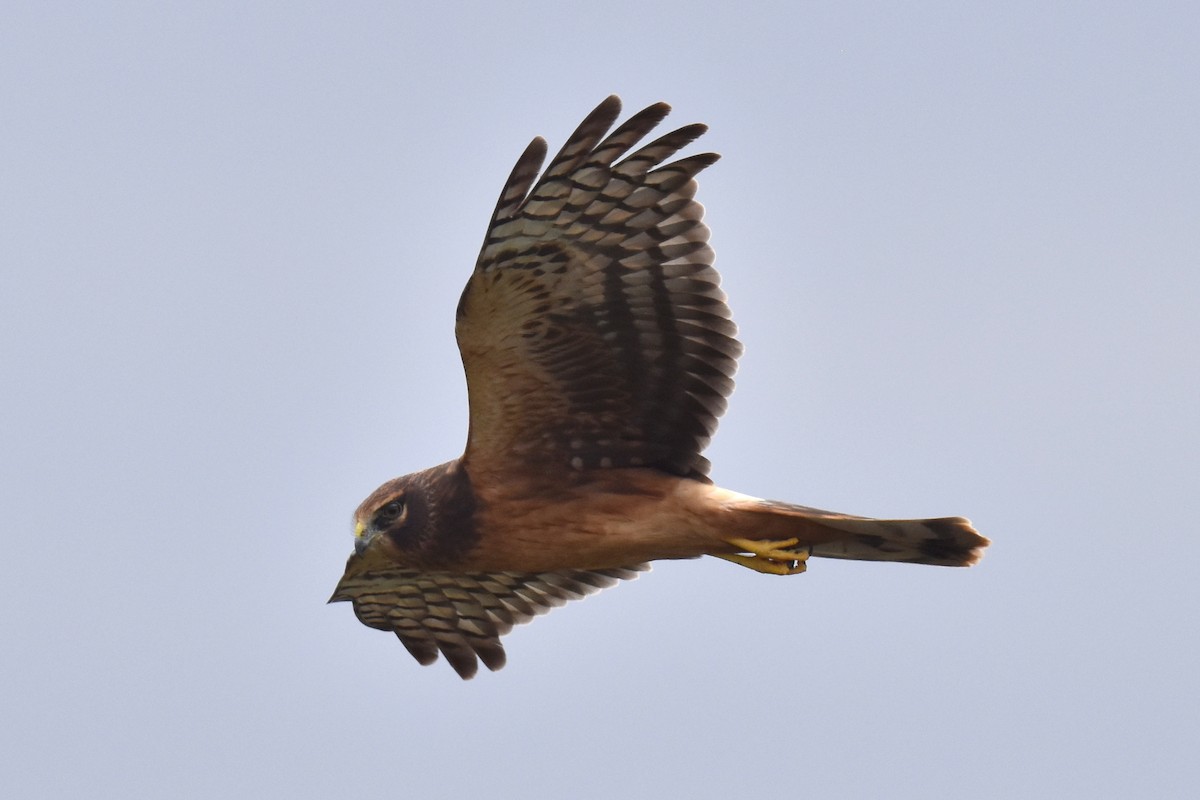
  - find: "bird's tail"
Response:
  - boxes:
[729,498,989,566]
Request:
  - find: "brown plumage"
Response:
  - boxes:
[330,96,989,679]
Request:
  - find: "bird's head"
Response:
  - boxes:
[348,460,478,569]
[352,475,420,560]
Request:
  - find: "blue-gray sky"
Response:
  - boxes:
[3,2,1197,798]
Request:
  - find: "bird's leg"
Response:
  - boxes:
[713,537,810,575]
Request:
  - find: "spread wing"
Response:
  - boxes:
[330,563,648,679]
[455,96,741,483]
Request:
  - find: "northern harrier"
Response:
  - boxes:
[330,96,989,678]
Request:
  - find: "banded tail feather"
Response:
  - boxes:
[729,498,988,567]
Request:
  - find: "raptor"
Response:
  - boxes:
[330,96,989,678]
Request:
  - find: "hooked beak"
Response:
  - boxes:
[353,520,372,555]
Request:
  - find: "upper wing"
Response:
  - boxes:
[330,561,648,679]
[456,96,741,483]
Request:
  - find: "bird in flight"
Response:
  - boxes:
[330,96,989,679]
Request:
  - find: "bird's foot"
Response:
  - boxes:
[714,537,810,575]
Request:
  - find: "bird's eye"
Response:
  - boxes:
[375,499,405,528]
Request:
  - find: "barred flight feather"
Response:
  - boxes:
[333,565,648,679]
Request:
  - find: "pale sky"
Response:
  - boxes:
[3,3,1198,798]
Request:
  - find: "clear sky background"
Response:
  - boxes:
[3,2,1197,798]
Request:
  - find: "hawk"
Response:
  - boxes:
[330,96,989,678]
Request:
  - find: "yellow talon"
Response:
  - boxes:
[713,537,811,575]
